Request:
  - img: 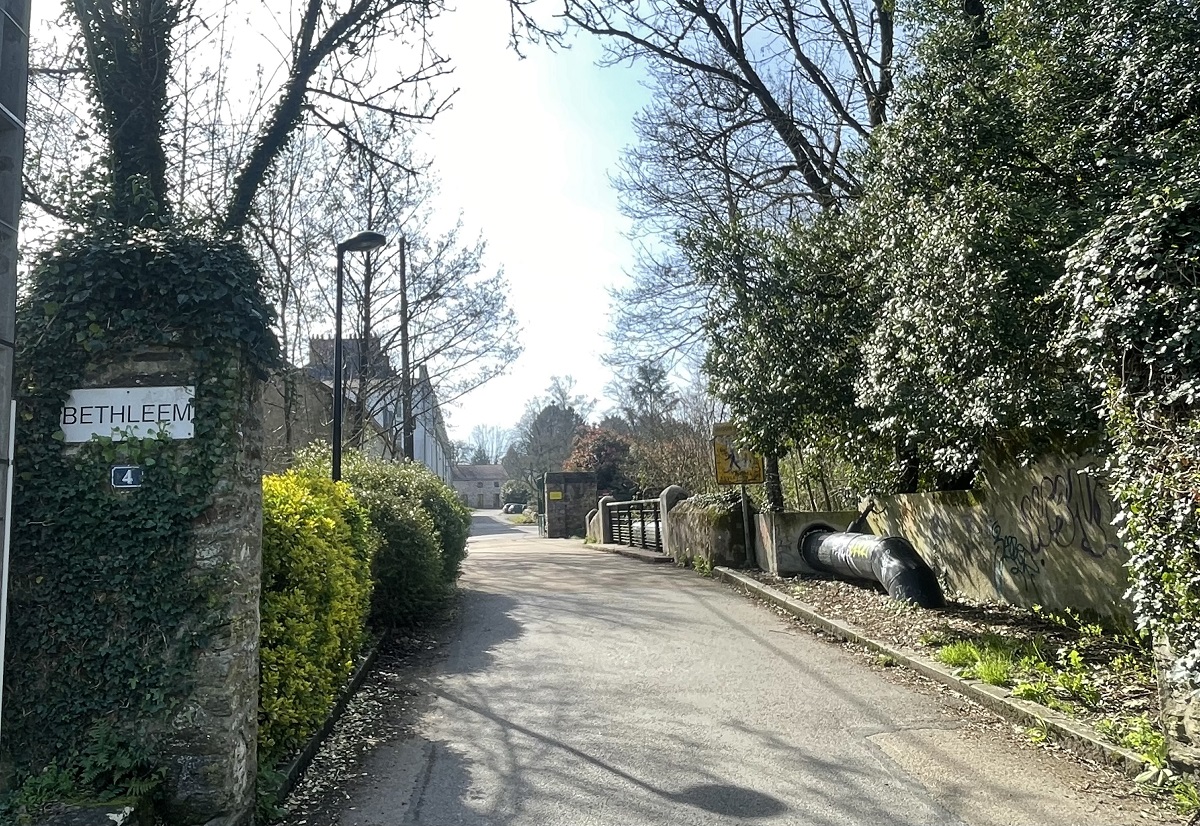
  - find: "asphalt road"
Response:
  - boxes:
[332,511,1150,825]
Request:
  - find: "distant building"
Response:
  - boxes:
[261,337,452,482]
[451,464,510,509]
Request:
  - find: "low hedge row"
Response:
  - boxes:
[259,472,375,766]
[258,451,471,770]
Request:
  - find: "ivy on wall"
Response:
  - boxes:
[1,226,277,774]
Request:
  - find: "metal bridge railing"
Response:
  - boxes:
[605,498,662,553]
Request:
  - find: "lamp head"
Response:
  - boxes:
[338,231,388,253]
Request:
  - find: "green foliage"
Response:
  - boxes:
[2,226,277,779]
[934,634,1030,686]
[564,426,637,496]
[975,653,1015,687]
[259,472,375,766]
[853,0,1103,483]
[0,764,76,822]
[1173,779,1200,816]
[295,447,469,627]
[685,217,895,487]
[1049,0,1200,680]
[692,556,713,577]
[358,490,444,628]
[0,722,166,822]
[501,479,531,504]
[1096,714,1168,769]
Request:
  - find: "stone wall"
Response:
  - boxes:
[543,472,597,539]
[754,511,859,575]
[80,349,262,825]
[663,500,748,568]
[867,453,1130,620]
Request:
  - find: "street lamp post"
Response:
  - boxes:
[399,235,414,461]
[333,230,387,482]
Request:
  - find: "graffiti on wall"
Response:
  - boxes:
[989,520,1043,588]
[1017,466,1119,560]
[986,464,1119,592]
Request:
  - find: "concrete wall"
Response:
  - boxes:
[867,454,1129,620]
[543,472,597,539]
[755,512,859,575]
[664,500,747,568]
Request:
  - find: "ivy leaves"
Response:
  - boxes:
[3,226,278,773]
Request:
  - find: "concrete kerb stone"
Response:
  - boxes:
[589,542,674,564]
[713,567,1148,778]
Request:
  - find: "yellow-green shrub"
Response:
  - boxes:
[293,447,471,627]
[258,472,376,765]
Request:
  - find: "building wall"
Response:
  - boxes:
[262,367,453,482]
[262,370,333,473]
[451,472,507,509]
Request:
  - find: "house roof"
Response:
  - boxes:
[452,464,509,483]
[307,336,395,381]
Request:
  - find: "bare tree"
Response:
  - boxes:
[304,116,521,457]
[468,424,512,464]
[563,0,896,208]
[27,0,453,237]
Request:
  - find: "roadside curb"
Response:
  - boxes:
[275,643,381,803]
[589,542,674,564]
[714,567,1147,778]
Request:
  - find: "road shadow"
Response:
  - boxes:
[439,588,525,676]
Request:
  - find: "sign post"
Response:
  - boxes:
[712,422,765,567]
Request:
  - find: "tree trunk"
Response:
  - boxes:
[896,439,920,494]
[764,452,785,512]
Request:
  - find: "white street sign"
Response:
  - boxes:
[60,386,195,442]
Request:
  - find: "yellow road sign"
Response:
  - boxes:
[712,422,764,486]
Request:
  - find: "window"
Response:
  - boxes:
[494,481,500,487]
[476,481,483,488]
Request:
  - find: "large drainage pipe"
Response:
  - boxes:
[800,530,945,608]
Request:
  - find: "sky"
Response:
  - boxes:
[423,7,652,441]
[27,2,654,444]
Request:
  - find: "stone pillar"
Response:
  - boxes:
[658,486,688,557]
[166,358,262,826]
[598,495,615,544]
[83,349,262,826]
[1156,638,1200,773]
[543,472,597,539]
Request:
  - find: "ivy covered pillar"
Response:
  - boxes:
[2,230,277,825]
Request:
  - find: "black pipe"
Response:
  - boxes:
[800,530,945,608]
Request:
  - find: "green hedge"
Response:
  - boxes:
[259,472,375,765]
[294,447,471,628]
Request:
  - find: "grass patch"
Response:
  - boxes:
[934,634,1025,685]
[975,652,1014,686]
[1173,780,1200,816]
[936,640,982,668]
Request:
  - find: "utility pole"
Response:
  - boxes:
[399,236,414,461]
[0,0,31,745]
